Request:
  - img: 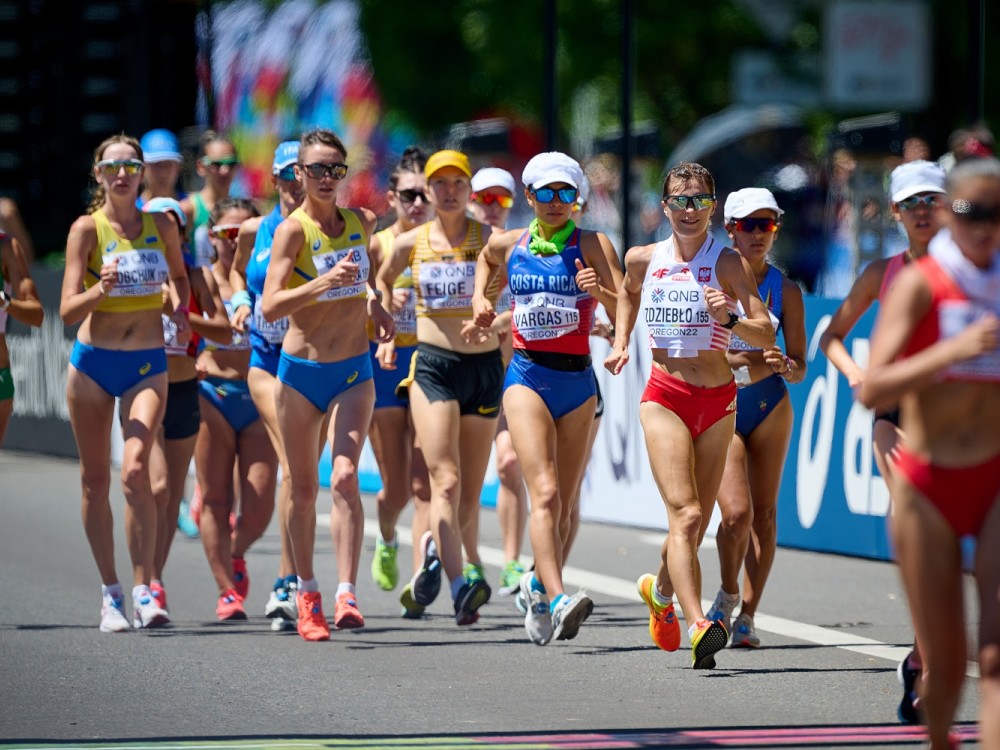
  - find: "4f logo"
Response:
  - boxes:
[650,268,670,279]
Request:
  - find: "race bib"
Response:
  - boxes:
[252,297,288,344]
[393,288,417,335]
[314,245,369,302]
[162,314,187,356]
[418,260,476,311]
[512,291,579,341]
[105,249,168,298]
[939,300,1000,381]
[643,284,714,351]
[495,285,513,314]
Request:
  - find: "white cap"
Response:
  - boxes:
[577,174,591,206]
[724,188,784,223]
[471,167,515,194]
[889,160,946,203]
[521,151,583,189]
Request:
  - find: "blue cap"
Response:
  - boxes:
[143,197,187,228]
[140,129,181,163]
[272,141,299,173]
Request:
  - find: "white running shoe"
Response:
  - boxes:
[731,612,760,648]
[264,585,297,622]
[552,592,594,642]
[519,572,553,646]
[133,589,170,629]
[99,594,131,633]
[706,587,740,634]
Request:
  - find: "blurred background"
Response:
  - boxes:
[1,0,996,295]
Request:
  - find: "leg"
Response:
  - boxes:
[457,411,499,568]
[0,397,12,447]
[370,406,413,544]
[564,414,601,561]
[975,497,1000,750]
[232,419,279,557]
[495,409,528,564]
[194,395,238,593]
[154,433,196,577]
[409,433,432,575]
[714,434,750,599]
[149,426,170,576]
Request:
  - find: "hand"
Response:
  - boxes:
[391,288,410,314]
[369,300,395,343]
[591,319,613,342]
[173,308,191,346]
[320,258,359,290]
[471,294,496,329]
[376,341,397,370]
[950,312,999,363]
[231,304,250,333]
[763,346,791,376]
[461,319,493,346]
[195,360,209,381]
[574,258,599,297]
[604,343,630,375]
[99,258,119,294]
[702,285,732,324]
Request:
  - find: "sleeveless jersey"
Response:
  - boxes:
[730,265,783,352]
[246,206,289,346]
[372,227,417,347]
[191,193,211,230]
[411,220,497,318]
[878,251,908,301]
[286,207,369,303]
[641,235,735,357]
[508,228,595,355]
[86,210,169,313]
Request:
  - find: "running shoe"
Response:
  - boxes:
[897,650,921,725]
[99,593,131,633]
[334,591,365,630]
[730,612,761,648]
[690,618,729,670]
[706,587,740,634]
[636,574,680,652]
[399,582,425,619]
[519,572,553,645]
[176,497,200,539]
[498,560,526,596]
[232,557,249,599]
[371,538,399,591]
[552,592,594,642]
[462,562,491,605]
[216,588,247,621]
[411,531,441,607]
[454,580,489,626]
[149,580,168,613]
[133,588,170,629]
[264,578,297,622]
[296,591,330,641]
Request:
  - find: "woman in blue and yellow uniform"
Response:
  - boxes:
[60,134,190,633]
[376,149,503,626]
[367,146,432,601]
[195,198,281,622]
[262,128,394,642]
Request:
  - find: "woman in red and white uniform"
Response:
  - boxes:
[862,157,1000,750]
[604,162,774,669]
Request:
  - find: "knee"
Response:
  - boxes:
[330,461,359,499]
[411,476,430,503]
[751,505,777,540]
[720,504,752,538]
[120,459,151,500]
[530,478,560,515]
[980,642,1000,684]
[289,475,319,507]
[80,469,112,505]
[429,467,460,502]
[496,447,521,484]
[671,502,703,538]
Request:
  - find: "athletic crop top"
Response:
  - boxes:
[508,228,595,355]
[730,265,783,352]
[411,220,498,318]
[878,251,909,301]
[640,235,736,357]
[286,207,369,303]
[85,210,169,313]
[246,206,289,347]
[372,227,417,347]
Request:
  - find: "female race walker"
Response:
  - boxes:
[819,159,946,723]
[262,128,393,641]
[604,162,774,668]
[376,149,501,625]
[367,146,432,601]
[861,156,1000,750]
[0,226,44,446]
[230,141,306,628]
[704,188,806,648]
[473,151,621,645]
[61,134,190,632]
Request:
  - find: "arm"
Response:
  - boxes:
[817,261,885,387]
[154,213,191,344]
[472,230,510,328]
[604,245,650,375]
[229,217,261,333]
[1,237,43,327]
[577,231,623,319]
[770,279,807,384]
[0,198,36,265]
[189,266,232,344]
[356,209,393,342]
[59,215,113,326]
[711,250,775,350]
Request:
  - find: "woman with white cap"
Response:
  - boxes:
[468,166,529,598]
[376,149,501,625]
[138,129,184,207]
[819,159,946,722]
[703,188,806,649]
[229,140,307,628]
[473,151,622,644]
[604,162,774,668]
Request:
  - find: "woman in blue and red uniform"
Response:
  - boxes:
[862,157,1000,750]
[473,152,621,645]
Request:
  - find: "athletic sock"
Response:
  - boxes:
[549,593,567,614]
[297,576,319,593]
[652,584,672,608]
[336,582,355,597]
[450,576,464,601]
[102,583,123,599]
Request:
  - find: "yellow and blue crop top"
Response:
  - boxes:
[370,227,418,347]
[85,209,169,313]
[410,220,497,318]
[286,207,369,303]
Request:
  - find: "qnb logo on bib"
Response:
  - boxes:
[513,292,579,340]
[105,250,168,297]
[420,260,475,310]
[315,245,369,301]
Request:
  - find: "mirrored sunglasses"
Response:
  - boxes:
[664,194,716,211]
[301,162,349,180]
[97,159,144,176]
[532,187,578,204]
[732,217,779,233]
[472,192,514,208]
[210,224,241,240]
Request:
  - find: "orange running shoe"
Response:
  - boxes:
[231,557,249,599]
[149,580,168,613]
[690,617,729,670]
[636,574,681,652]
[216,588,247,621]
[297,591,330,641]
[334,591,365,630]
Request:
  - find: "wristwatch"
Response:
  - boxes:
[721,311,740,330]
[0,289,9,311]
[367,288,384,302]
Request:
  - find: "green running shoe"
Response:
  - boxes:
[498,560,525,596]
[371,538,399,591]
[462,562,486,584]
[399,582,425,619]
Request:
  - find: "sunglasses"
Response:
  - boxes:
[472,192,514,208]
[951,199,1000,224]
[898,194,941,211]
[397,188,428,204]
[532,187,578,204]
[300,162,349,180]
[97,159,144,176]
[210,224,241,240]
[201,155,239,168]
[274,166,297,181]
[664,194,716,211]
[732,217,779,234]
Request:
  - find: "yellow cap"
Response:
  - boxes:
[425,149,471,179]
